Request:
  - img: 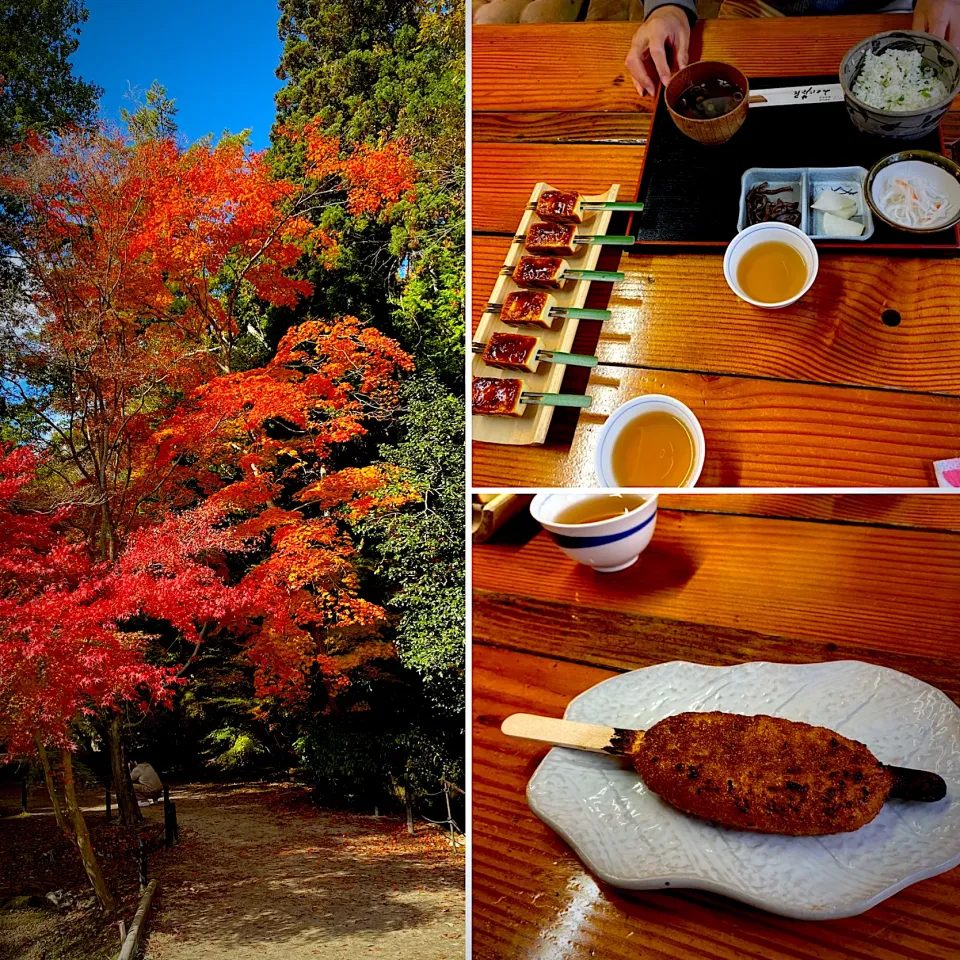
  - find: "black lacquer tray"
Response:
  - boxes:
[631,74,959,253]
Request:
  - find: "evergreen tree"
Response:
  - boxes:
[354,379,465,714]
[271,0,464,386]
[0,0,101,147]
[120,80,179,143]
[1,0,101,436]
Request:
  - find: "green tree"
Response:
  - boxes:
[0,0,100,146]
[120,79,178,143]
[271,0,464,385]
[353,380,465,713]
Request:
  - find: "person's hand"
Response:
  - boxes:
[913,0,960,42]
[625,5,691,98]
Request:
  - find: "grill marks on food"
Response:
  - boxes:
[604,727,645,756]
[630,712,894,836]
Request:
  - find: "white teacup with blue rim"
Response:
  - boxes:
[529,493,659,573]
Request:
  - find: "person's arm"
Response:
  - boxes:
[644,0,697,22]
[626,4,696,97]
[913,0,960,42]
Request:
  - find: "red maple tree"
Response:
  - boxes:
[155,315,416,702]
[0,122,417,908]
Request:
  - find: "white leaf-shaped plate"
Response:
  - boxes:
[526,660,960,919]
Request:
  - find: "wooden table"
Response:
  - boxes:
[472,16,960,488]
[472,493,960,959]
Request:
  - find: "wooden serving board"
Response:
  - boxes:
[472,493,532,543]
[472,181,619,446]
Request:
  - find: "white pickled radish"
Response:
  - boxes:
[823,212,864,237]
[812,189,858,217]
[877,175,953,229]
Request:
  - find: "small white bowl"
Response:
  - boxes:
[530,493,658,573]
[723,221,819,309]
[594,395,705,489]
[866,154,960,234]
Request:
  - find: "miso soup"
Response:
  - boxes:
[675,78,744,120]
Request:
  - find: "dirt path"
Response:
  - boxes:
[143,783,464,960]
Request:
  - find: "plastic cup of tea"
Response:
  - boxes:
[530,493,659,573]
[593,395,705,489]
[723,222,819,309]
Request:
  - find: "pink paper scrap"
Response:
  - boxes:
[933,458,960,489]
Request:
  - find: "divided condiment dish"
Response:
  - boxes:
[737,166,874,241]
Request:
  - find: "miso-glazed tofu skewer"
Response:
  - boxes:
[472,336,599,371]
[529,189,645,224]
[502,712,947,836]
[504,255,624,289]
[487,291,611,328]
[472,377,592,417]
[515,222,635,256]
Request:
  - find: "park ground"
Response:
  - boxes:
[0,782,464,960]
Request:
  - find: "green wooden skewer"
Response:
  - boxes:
[561,307,612,320]
[535,349,599,368]
[588,201,645,212]
[486,302,611,321]
[563,268,624,282]
[515,233,635,246]
[472,342,598,368]
[523,392,593,409]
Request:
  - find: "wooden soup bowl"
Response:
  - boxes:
[665,61,750,146]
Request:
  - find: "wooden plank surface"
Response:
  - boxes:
[473,111,651,144]
[473,364,960,488]
[472,236,960,396]
[473,648,960,960]
[472,143,644,233]
[472,15,960,114]
[472,497,960,960]
[473,506,960,662]
[660,492,960,533]
[475,110,958,149]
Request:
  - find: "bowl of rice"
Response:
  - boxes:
[840,30,960,140]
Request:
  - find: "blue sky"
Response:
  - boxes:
[71,0,284,149]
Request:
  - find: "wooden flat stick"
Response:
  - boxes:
[501,713,642,754]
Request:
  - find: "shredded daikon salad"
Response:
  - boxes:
[877,174,953,228]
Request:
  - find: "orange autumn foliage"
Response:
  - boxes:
[155,317,417,702]
[1,125,414,380]
[0,124,419,708]
[281,119,417,218]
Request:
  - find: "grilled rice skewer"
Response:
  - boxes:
[502,711,946,836]
[503,255,624,289]
[529,189,644,224]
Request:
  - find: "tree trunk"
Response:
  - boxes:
[34,736,69,834]
[61,749,117,916]
[106,714,141,824]
[404,769,414,835]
